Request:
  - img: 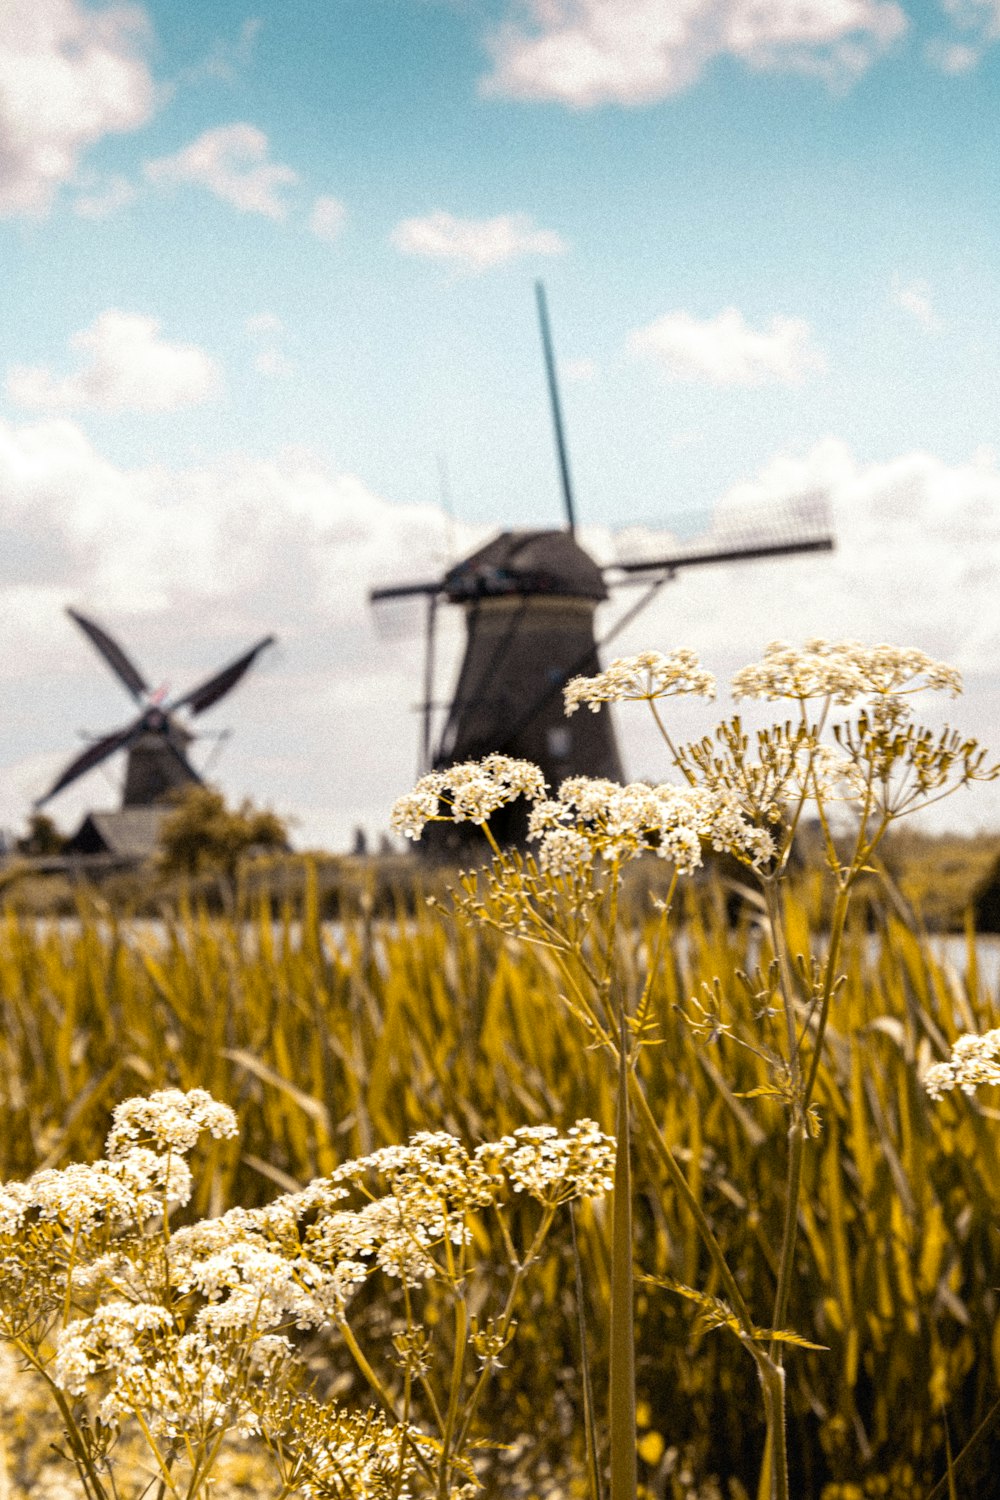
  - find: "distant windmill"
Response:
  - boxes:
[371,283,834,848]
[37,609,275,810]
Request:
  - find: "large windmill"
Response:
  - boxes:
[36,610,275,857]
[371,284,834,848]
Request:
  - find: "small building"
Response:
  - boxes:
[63,807,168,865]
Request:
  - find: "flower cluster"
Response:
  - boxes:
[732,639,962,706]
[482,1121,615,1207]
[19,1095,615,1401]
[564,649,716,716]
[526,777,774,876]
[0,1090,238,1238]
[924,1030,1000,1099]
[391,754,547,840]
[105,1087,239,1158]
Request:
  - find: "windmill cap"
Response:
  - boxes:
[444,529,608,603]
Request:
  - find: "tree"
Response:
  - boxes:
[157,786,288,884]
[15,812,65,857]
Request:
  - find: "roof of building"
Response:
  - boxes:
[64,806,168,861]
[443,529,607,603]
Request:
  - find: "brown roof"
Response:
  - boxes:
[64,807,167,860]
[443,530,607,603]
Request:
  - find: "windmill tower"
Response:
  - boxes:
[371,284,834,851]
[36,610,275,856]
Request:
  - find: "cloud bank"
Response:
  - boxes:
[2,418,1000,846]
[482,0,907,108]
[6,312,221,413]
[0,0,156,215]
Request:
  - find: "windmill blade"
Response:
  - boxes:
[171,636,275,717]
[612,533,833,576]
[370,579,445,603]
[535,280,578,535]
[67,609,149,702]
[609,492,834,578]
[35,720,142,806]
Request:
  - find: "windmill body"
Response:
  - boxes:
[370,283,836,853]
[120,714,197,807]
[433,530,623,846]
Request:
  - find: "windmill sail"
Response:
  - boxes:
[67,609,149,701]
[172,636,276,715]
[612,493,833,576]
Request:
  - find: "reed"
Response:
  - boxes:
[1,873,999,1495]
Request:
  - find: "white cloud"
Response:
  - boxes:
[892,277,938,330]
[310,194,346,241]
[145,123,299,219]
[0,0,156,215]
[483,0,906,107]
[629,306,826,385]
[926,37,982,70]
[0,415,470,847]
[391,211,567,271]
[6,311,221,412]
[927,0,1000,71]
[3,420,1000,846]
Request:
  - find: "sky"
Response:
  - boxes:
[2,0,1000,850]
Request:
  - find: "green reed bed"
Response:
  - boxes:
[1,875,999,1498]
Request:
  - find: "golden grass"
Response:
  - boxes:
[2,871,999,1496]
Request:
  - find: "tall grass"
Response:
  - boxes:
[2,875,999,1495]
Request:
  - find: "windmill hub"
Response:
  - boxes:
[443,530,607,604]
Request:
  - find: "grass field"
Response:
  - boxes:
[2,867,1000,1498]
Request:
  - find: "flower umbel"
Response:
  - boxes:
[732,639,962,706]
[391,754,547,840]
[924,1030,1000,1099]
[564,649,716,716]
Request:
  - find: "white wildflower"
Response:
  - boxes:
[53,1301,172,1395]
[14,1147,193,1232]
[526,776,771,874]
[390,755,546,839]
[564,649,716,716]
[482,1120,615,1206]
[106,1088,238,1160]
[733,639,962,706]
[924,1029,1000,1099]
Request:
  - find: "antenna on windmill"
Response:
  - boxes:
[535,280,577,535]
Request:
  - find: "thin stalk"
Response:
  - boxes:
[763,879,805,1367]
[15,1341,110,1500]
[570,1203,604,1500]
[627,1078,754,1336]
[609,1014,637,1500]
[453,1209,555,1456]
[437,1295,468,1499]
[753,1356,788,1500]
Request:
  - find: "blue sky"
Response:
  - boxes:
[2,0,1000,845]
